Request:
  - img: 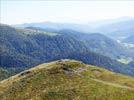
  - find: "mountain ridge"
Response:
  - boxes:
[0,60,134,100]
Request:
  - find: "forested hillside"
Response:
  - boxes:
[58,29,134,59]
[0,24,134,77]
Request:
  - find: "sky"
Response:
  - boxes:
[1,0,134,25]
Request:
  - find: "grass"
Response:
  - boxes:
[0,59,134,100]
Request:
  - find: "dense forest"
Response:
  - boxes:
[0,24,134,78]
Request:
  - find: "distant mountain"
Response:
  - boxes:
[1,24,134,76]
[123,35,134,44]
[15,18,134,41]
[0,60,134,100]
[92,19,134,40]
[14,22,89,32]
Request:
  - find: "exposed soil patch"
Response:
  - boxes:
[75,67,87,73]
[92,69,102,75]
[18,71,31,77]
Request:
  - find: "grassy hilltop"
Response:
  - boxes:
[0,59,134,100]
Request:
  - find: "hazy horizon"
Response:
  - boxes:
[1,1,134,25]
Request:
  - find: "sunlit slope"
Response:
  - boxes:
[0,60,134,100]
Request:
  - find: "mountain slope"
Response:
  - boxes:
[123,35,134,44]
[0,24,134,77]
[0,60,134,100]
[0,24,88,67]
[93,19,134,40]
[15,19,134,41]
[0,67,25,81]
[0,24,41,68]
[59,29,134,59]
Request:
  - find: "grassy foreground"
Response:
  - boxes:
[0,59,134,100]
